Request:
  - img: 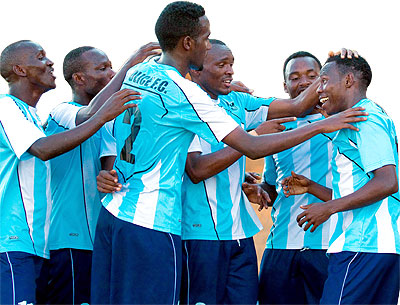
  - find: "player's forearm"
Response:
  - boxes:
[326,165,398,215]
[267,81,319,119]
[75,63,132,125]
[224,123,323,160]
[185,147,243,184]
[307,181,332,202]
[29,115,106,161]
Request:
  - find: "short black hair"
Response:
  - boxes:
[283,51,322,80]
[209,39,226,47]
[0,40,32,82]
[155,1,205,51]
[63,46,94,86]
[325,55,372,89]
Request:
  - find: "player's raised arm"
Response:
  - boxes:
[75,42,161,125]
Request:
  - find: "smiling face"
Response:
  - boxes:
[189,15,212,71]
[318,62,347,115]
[21,42,56,92]
[80,49,115,96]
[284,56,320,98]
[195,43,234,99]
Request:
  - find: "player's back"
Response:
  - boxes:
[103,60,238,235]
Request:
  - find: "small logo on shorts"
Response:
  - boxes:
[192,224,202,228]
[9,236,19,240]
[69,233,79,237]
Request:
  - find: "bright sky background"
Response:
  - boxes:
[1,0,399,132]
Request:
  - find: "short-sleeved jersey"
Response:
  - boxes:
[263,114,334,249]
[0,94,51,258]
[45,102,116,251]
[328,99,400,254]
[181,92,274,240]
[102,60,238,235]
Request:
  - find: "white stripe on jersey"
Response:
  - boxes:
[375,198,396,253]
[18,157,36,246]
[44,163,52,255]
[133,160,162,227]
[334,152,354,198]
[228,161,244,238]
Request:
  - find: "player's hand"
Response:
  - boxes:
[242,182,271,211]
[328,48,359,59]
[245,172,261,184]
[230,81,254,95]
[296,202,334,232]
[255,117,296,135]
[281,171,311,197]
[316,107,368,133]
[126,42,161,67]
[96,89,141,123]
[97,169,122,193]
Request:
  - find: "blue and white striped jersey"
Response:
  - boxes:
[181,92,274,240]
[328,99,400,254]
[263,114,333,249]
[102,60,238,236]
[45,102,116,251]
[0,94,51,258]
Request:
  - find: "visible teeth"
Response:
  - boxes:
[320,97,329,103]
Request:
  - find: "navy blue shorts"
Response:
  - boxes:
[1,251,44,305]
[180,238,258,305]
[258,248,329,304]
[320,251,400,305]
[37,248,92,304]
[91,206,182,304]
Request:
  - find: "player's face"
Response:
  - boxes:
[189,15,212,71]
[284,57,320,98]
[81,49,115,96]
[318,62,345,115]
[22,42,56,92]
[197,44,234,99]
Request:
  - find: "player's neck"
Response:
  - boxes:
[8,82,43,108]
[158,52,189,77]
[72,91,92,106]
[346,91,367,109]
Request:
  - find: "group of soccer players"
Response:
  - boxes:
[0,1,399,305]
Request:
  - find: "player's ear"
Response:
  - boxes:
[72,72,85,86]
[283,81,288,94]
[345,73,355,88]
[182,36,193,51]
[13,64,27,77]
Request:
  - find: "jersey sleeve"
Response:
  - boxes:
[167,70,239,145]
[47,102,80,129]
[355,112,397,174]
[243,95,275,130]
[0,96,45,158]
[188,135,203,153]
[100,120,117,158]
[262,155,277,186]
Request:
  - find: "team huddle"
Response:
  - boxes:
[0,1,399,305]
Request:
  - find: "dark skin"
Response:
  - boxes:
[258,55,323,205]
[96,24,368,193]
[5,41,159,161]
[281,61,398,232]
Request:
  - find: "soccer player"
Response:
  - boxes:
[281,54,400,305]
[257,51,333,305]
[90,2,368,304]
[180,43,327,305]
[0,40,150,304]
[41,46,128,304]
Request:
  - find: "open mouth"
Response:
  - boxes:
[223,79,232,87]
[319,97,329,104]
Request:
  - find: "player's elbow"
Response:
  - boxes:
[28,140,52,161]
[185,167,204,184]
